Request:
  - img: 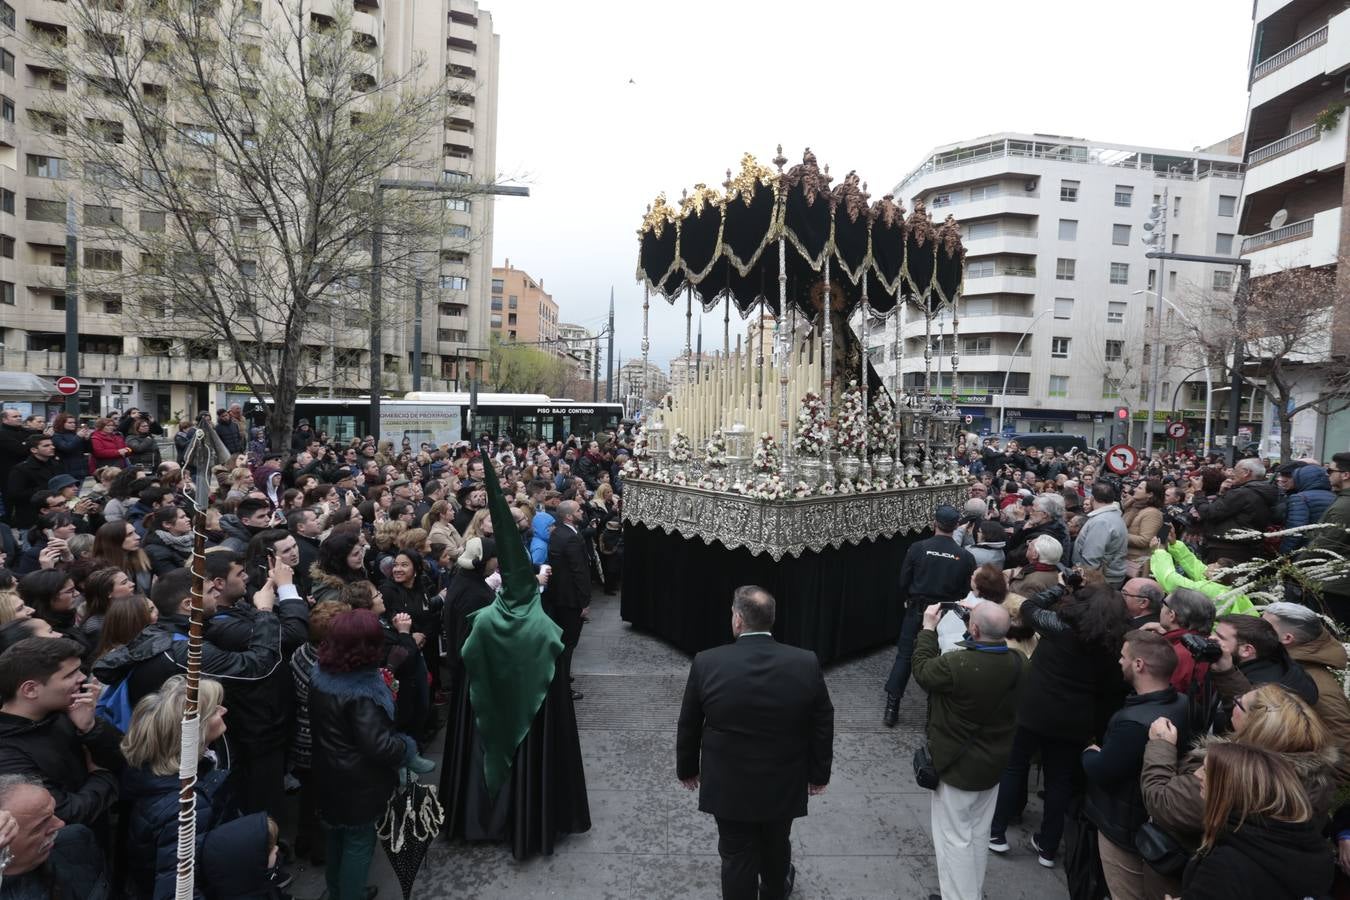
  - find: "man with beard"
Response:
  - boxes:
[215,497,275,553]
[1209,613,1319,729]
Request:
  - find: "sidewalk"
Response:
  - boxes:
[289,589,1066,899]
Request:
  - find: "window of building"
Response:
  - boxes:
[0,189,13,214]
[0,49,13,77]
[1168,271,1177,293]
[1172,195,1181,216]
[1054,297,1073,320]
[965,259,995,278]
[243,0,260,20]
[508,295,518,309]
[490,297,502,311]
[1058,219,1077,241]
[83,204,122,227]
[490,314,502,328]
[137,209,164,232]
[83,248,122,271]
[1170,233,1180,252]
[1218,195,1236,217]
[508,313,517,325]
[1102,376,1120,399]
[968,183,997,201]
[1056,258,1075,280]
[51,295,66,312]
[1060,179,1079,202]
[962,336,991,355]
[1049,375,1069,397]
[1215,233,1234,256]
[930,192,951,208]
[178,123,216,146]
[1114,185,1133,207]
[0,2,13,29]
[96,294,123,314]
[444,198,471,212]
[1109,262,1129,285]
[1212,270,1233,291]
[1104,339,1123,362]
[0,97,12,124]
[491,278,504,293]
[1107,301,1126,324]
[440,275,469,291]
[239,214,258,232]
[963,297,994,317]
[25,198,65,223]
[26,155,66,179]
[967,221,997,241]
[1148,268,1156,291]
[447,224,471,239]
[0,281,13,305]
[1112,224,1130,246]
[0,235,11,258]
[1051,337,1071,359]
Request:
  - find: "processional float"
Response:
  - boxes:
[620,148,971,563]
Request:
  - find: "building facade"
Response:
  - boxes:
[0,0,500,423]
[490,260,557,346]
[889,133,1245,445]
[556,322,596,377]
[1240,0,1350,455]
[617,358,668,409]
[667,351,717,390]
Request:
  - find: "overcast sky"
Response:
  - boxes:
[485,0,1253,374]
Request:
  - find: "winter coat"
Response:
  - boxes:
[912,630,1024,792]
[308,665,413,825]
[205,597,310,752]
[215,417,244,454]
[51,431,91,481]
[3,455,63,529]
[1006,562,1059,598]
[1073,503,1128,585]
[308,567,358,606]
[967,541,1006,570]
[1121,498,1164,563]
[143,529,193,576]
[1180,816,1333,900]
[1003,518,1071,569]
[1159,627,1211,695]
[213,514,254,553]
[379,576,439,640]
[289,643,319,772]
[529,511,554,566]
[1281,464,1337,553]
[1288,631,1350,783]
[90,429,129,467]
[0,708,124,828]
[1149,542,1256,615]
[1307,489,1350,597]
[1141,735,1339,852]
[0,422,35,489]
[443,569,495,680]
[1194,478,1279,553]
[1209,651,1321,734]
[125,433,162,469]
[174,426,196,464]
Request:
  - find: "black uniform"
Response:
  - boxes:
[883,534,976,699]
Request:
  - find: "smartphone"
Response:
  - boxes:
[938,601,970,621]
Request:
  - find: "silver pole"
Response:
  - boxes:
[894,302,903,461]
[823,258,833,413]
[641,285,650,411]
[860,285,869,460]
[1144,190,1168,456]
[777,234,789,473]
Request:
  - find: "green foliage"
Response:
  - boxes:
[487,337,571,395]
[1315,101,1346,133]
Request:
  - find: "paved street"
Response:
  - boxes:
[290,590,1066,899]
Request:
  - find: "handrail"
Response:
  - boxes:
[1247,124,1319,166]
[1240,217,1313,253]
[1252,25,1328,81]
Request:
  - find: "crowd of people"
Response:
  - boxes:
[0,403,633,898]
[900,436,1350,900]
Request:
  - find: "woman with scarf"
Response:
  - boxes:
[141,506,195,576]
[379,549,445,707]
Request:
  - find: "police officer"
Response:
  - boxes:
[883,503,977,727]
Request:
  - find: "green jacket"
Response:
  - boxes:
[1306,491,1350,597]
[912,629,1024,792]
[1149,542,1255,615]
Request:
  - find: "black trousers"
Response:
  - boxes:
[231,742,287,818]
[714,816,792,900]
[550,606,583,682]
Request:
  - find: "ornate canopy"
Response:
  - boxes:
[637,148,967,318]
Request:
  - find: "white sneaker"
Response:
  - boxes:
[988,835,1009,854]
[1029,835,1056,868]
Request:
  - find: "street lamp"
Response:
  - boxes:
[996,306,1053,436]
[1133,289,1213,457]
[1139,193,1168,456]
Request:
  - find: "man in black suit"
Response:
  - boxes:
[676,586,834,900]
[544,499,590,702]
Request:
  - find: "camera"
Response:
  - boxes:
[1059,565,1084,592]
[1180,632,1223,664]
[938,601,970,622]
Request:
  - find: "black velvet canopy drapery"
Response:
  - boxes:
[635,148,968,321]
[619,522,928,663]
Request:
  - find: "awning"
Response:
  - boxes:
[0,372,62,401]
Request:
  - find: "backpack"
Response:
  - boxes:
[95,633,188,732]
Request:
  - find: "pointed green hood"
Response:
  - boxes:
[460,456,563,796]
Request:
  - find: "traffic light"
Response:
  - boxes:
[1114,405,1130,422]
[1142,192,1166,248]
[1113,406,1130,444]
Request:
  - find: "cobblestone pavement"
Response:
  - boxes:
[290,590,1066,899]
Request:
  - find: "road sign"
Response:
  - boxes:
[1166,421,1188,440]
[963,414,973,425]
[1105,443,1139,475]
[55,376,79,396]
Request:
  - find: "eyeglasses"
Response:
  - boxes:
[1233,695,1246,712]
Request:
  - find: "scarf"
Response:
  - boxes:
[155,530,196,553]
[461,457,563,796]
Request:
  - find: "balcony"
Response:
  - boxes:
[900,312,1036,341]
[0,348,245,383]
[1243,114,1347,197]
[962,228,1038,256]
[1243,206,1341,273]
[1250,9,1350,108]
[1252,24,1327,82]
[1241,217,1313,253]
[1247,124,1320,166]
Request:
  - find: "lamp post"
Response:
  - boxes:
[1133,289,1213,457]
[996,307,1053,436]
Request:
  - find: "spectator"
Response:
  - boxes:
[286,507,324,586]
[913,601,1024,900]
[49,413,91,483]
[19,570,85,653]
[1305,452,1350,626]
[3,436,62,531]
[0,637,123,830]
[1081,630,1189,900]
[0,775,108,899]
[1003,493,1070,569]
[1120,577,1163,628]
[76,566,135,655]
[1151,587,1217,696]
[1073,482,1128,587]
[544,500,591,703]
[1121,478,1164,576]
[1261,601,1350,781]
[92,520,154,593]
[1149,531,1255,615]
[1005,534,1062,597]
[288,600,350,867]
[216,497,274,554]
[125,418,162,470]
[1180,743,1332,899]
[92,594,155,661]
[1210,613,1319,716]
[173,417,196,465]
[142,506,194,576]
[967,520,1007,569]
[1279,463,1336,554]
[1192,458,1278,563]
[215,409,244,455]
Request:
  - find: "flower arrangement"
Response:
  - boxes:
[668,428,691,463]
[837,478,855,495]
[792,481,813,498]
[698,473,730,492]
[704,428,728,469]
[738,473,787,500]
[868,392,896,455]
[751,432,781,474]
[792,391,829,456]
[818,482,837,496]
[836,380,867,456]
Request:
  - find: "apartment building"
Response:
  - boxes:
[886,133,1245,445]
[491,260,557,347]
[1239,0,1350,455]
[617,358,668,407]
[0,0,499,423]
[556,322,595,377]
[667,351,717,390]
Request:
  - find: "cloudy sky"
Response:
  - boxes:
[485,0,1253,373]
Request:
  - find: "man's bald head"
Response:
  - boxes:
[557,500,579,523]
[969,602,1010,641]
[1122,578,1164,618]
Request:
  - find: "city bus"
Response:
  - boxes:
[261,393,625,447]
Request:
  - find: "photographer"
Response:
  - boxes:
[1147,527,1256,616]
[1261,602,1350,780]
[913,599,1024,900]
[1210,614,1319,730]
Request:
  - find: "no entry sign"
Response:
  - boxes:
[1105,443,1139,475]
[1167,421,1188,440]
[56,376,80,396]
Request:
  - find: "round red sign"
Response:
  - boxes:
[55,376,79,396]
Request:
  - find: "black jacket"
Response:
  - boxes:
[204,595,309,750]
[1082,686,1190,847]
[52,431,91,481]
[379,576,440,639]
[215,418,244,454]
[213,515,255,553]
[0,708,124,827]
[544,523,591,610]
[1194,479,1279,548]
[4,455,63,529]
[1003,518,1072,569]
[0,423,35,492]
[92,611,283,709]
[1180,816,1333,900]
[308,666,410,825]
[898,534,975,609]
[676,633,834,822]
[143,530,192,576]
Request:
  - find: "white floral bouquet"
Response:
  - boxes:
[751,432,781,474]
[836,380,867,456]
[792,391,829,456]
[704,428,727,469]
[818,482,837,496]
[792,481,813,498]
[837,479,855,495]
[868,392,896,455]
[668,428,691,463]
[698,473,730,492]
[743,473,787,500]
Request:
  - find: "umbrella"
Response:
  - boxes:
[378,775,445,900]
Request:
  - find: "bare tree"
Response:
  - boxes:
[486,337,572,395]
[30,0,480,449]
